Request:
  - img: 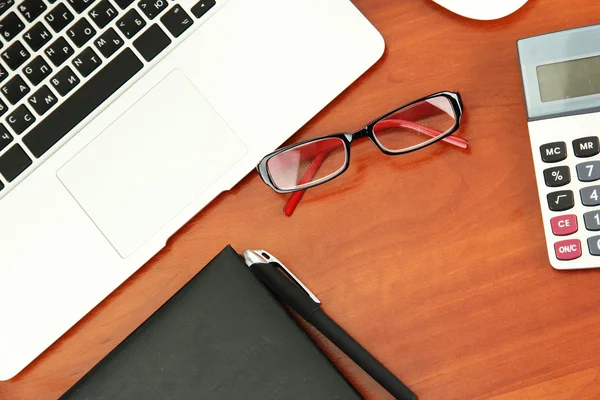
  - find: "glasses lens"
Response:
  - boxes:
[373,96,457,152]
[266,137,347,191]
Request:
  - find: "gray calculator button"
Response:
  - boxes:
[576,161,600,182]
[588,235,600,255]
[581,186,600,206]
[584,211,600,231]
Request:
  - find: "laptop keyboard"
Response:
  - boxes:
[0,0,216,196]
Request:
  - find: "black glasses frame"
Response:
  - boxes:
[257,91,464,194]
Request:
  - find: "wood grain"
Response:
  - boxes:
[3,0,600,399]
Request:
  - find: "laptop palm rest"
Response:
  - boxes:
[57,69,247,258]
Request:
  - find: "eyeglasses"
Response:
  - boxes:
[256,91,468,216]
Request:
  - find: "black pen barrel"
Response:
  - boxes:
[309,308,416,400]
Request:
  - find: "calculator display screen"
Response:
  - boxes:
[537,55,600,102]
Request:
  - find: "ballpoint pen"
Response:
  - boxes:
[243,249,417,400]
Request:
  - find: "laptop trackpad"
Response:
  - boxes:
[58,69,247,258]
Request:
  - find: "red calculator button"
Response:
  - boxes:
[550,215,578,236]
[554,239,582,261]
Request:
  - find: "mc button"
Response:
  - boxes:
[540,141,567,163]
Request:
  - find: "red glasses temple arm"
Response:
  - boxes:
[283,120,468,216]
[282,151,330,216]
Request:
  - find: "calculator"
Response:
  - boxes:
[518,24,600,270]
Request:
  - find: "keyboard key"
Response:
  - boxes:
[88,0,117,29]
[28,84,57,115]
[51,66,79,96]
[138,0,167,19]
[1,41,30,70]
[547,190,574,212]
[94,27,122,58]
[588,236,600,256]
[2,74,30,104]
[573,136,599,158]
[576,161,600,182]
[161,5,192,38]
[133,24,170,62]
[0,63,8,83]
[67,0,95,14]
[17,0,47,22]
[0,0,15,19]
[0,124,12,151]
[191,0,214,19]
[23,55,52,85]
[67,18,96,47]
[45,3,74,33]
[543,165,570,187]
[0,144,31,181]
[23,22,53,51]
[554,239,581,261]
[540,141,567,163]
[550,214,577,236]
[0,12,25,42]
[0,98,8,117]
[72,46,100,76]
[7,104,35,134]
[24,49,143,157]
[45,37,74,66]
[117,9,145,39]
[584,210,600,231]
[581,185,600,206]
[113,0,133,10]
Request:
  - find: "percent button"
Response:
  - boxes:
[544,165,570,187]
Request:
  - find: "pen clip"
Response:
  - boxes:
[243,249,321,304]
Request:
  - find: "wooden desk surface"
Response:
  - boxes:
[4,1,600,399]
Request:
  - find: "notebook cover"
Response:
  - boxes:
[61,245,363,400]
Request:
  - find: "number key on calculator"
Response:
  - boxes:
[576,161,600,182]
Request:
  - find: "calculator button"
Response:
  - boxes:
[540,142,567,163]
[576,161,600,182]
[543,166,570,187]
[580,185,600,206]
[588,236,600,256]
[547,190,574,211]
[554,239,581,261]
[550,214,578,236]
[573,136,600,158]
[584,211,600,231]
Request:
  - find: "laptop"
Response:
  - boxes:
[0,0,384,380]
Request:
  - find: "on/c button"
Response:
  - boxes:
[550,214,578,236]
[554,239,582,261]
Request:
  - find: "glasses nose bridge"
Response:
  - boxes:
[347,127,370,142]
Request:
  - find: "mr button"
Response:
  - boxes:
[540,141,567,163]
[573,136,600,158]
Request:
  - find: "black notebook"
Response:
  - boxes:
[61,246,363,400]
